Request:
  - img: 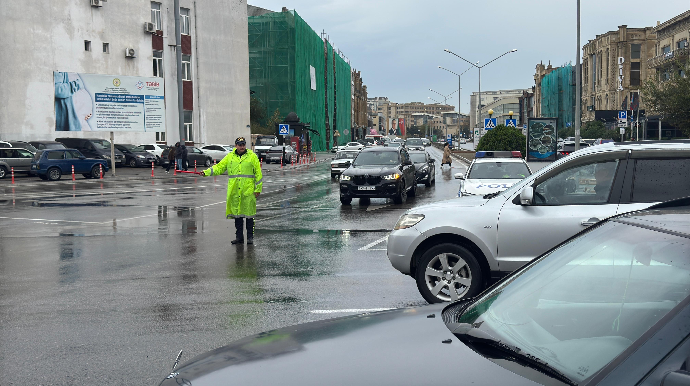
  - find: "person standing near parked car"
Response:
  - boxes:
[442,142,452,167]
[173,142,182,171]
[166,144,177,173]
[200,137,263,245]
[179,142,189,171]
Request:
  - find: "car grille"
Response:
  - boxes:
[353,175,381,185]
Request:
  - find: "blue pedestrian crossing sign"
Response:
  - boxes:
[447,134,452,144]
[484,118,497,129]
[505,119,517,128]
[279,124,289,135]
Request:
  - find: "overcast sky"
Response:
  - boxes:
[249,0,690,114]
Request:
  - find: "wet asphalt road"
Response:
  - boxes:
[0,148,467,385]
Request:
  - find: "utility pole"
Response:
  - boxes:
[575,0,582,151]
[174,0,185,144]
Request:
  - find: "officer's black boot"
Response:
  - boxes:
[246,218,254,245]
[231,217,244,244]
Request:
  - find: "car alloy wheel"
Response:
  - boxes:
[47,167,62,181]
[408,180,417,197]
[129,158,137,167]
[0,166,6,179]
[205,158,211,167]
[90,165,101,179]
[415,243,483,303]
[340,195,352,205]
[393,182,407,204]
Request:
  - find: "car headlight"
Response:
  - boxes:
[394,214,425,230]
[383,173,401,180]
[136,155,145,159]
[340,175,352,181]
[103,155,111,159]
[418,165,428,172]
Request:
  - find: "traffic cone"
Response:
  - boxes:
[174,165,177,175]
[72,165,75,181]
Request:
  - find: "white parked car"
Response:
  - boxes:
[455,151,531,197]
[201,144,233,163]
[330,150,360,178]
[139,143,168,164]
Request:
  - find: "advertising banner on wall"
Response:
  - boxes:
[54,72,165,132]
[399,118,405,137]
[527,118,558,162]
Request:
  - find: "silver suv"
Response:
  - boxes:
[387,141,690,303]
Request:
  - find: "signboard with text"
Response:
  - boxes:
[54,72,165,132]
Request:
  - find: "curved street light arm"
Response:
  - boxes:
[444,49,480,68]
[428,96,441,104]
[481,49,518,68]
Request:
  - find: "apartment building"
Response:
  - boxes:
[376,101,454,136]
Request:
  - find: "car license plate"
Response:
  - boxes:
[358,186,375,190]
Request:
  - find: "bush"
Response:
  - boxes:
[477,125,526,157]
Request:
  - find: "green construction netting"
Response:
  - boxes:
[541,64,575,131]
[248,10,352,152]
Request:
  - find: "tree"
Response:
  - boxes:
[251,108,282,135]
[580,121,617,139]
[477,125,526,157]
[642,60,690,137]
[250,96,267,126]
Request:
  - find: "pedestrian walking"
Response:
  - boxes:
[442,142,452,168]
[179,142,189,171]
[166,144,177,173]
[200,137,263,245]
[174,142,182,171]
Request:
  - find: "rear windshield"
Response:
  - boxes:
[45,143,66,149]
[406,139,423,146]
[353,151,399,166]
[90,140,111,149]
[257,138,277,146]
[410,153,427,163]
[336,151,359,160]
[468,162,531,179]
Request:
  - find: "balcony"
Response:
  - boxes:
[648,47,689,68]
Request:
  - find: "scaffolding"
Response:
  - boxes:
[248,10,352,151]
[541,64,575,131]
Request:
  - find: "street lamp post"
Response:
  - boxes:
[444,48,517,130]
[428,89,457,141]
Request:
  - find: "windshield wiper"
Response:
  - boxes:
[482,191,502,199]
[451,323,576,386]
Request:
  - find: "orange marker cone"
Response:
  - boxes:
[99,164,103,179]
[11,167,15,184]
[194,160,197,173]
[151,162,154,177]
[72,165,75,181]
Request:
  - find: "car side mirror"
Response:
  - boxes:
[662,370,690,386]
[519,186,534,206]
[454,173,464,180]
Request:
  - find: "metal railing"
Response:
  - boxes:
[648,47,689,68]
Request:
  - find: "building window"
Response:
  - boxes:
[151,2,162,31]
[84,40,91,51]
[182,55,192,81]
[102,42,109,54]
[180,8,190,35]
[153,50,163,78]
[155,132,166,142]
[591,54,597,91]
[184,111,193,142]
[677,39,688,50]
[631,44,641,59]
[630,62,640,86]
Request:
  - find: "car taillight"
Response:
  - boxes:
[511,151,522,158]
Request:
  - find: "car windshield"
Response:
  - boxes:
[353,151,399,166]
[131,145,147,152]
[347,142,360,146]
[455,220,690,384]
[387,142,401,148]
[91,140,111,149]
[336,151,358,160]
[13,142,37,153]
[468,162,530,179]
[223,146,234,151]
[409,153,427,163]
[406,139,423,146]
[45,143,66,149]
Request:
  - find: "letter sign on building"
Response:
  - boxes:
[618,57,625,91]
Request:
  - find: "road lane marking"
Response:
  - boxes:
[358,235,389,251]
[310,308,394,314]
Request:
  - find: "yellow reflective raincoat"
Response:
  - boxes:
[203,149,263,218]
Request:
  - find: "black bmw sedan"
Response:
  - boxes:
[338,147,416,205]
[160,198,690,386]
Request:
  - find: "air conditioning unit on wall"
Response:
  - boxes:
[125,47,137,58]
[90,0,102,7]
[144,22,155,33]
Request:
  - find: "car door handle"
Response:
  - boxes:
[581,218,600,226]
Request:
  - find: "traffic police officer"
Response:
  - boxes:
[201,137,263,244]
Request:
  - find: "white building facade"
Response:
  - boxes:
[0,0,250,146]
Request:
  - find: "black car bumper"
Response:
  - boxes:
[340,180,400,198]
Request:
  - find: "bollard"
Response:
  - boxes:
[281,156,283,168]
[151,162,155,178]
[173,164,177,175]
[11,167,14,184]
[194,160,197,173]
[72,165,75,181]
[99,163,103,179]
[213,159,217,182]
